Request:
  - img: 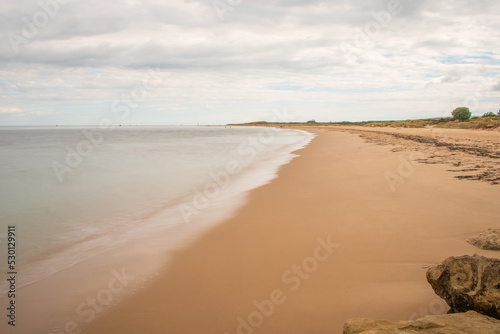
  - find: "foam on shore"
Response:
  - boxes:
[0,126,314,334]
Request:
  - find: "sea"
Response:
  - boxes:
[0,126,313,308]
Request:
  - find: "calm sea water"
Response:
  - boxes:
[0,126,313,294]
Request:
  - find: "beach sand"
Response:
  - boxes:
[81,127,500,334]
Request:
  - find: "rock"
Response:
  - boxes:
[467,229,500,250]
[344,311,500,334]
[343,311,500,333]
[426,255,500,319]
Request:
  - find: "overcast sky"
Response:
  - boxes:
[0,0,499,125]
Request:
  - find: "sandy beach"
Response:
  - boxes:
[81,127,500,334]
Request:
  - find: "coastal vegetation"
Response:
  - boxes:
[232,110,500,130]
[451,107,472,121]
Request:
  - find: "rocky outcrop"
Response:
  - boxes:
[343,311,500,333]
[343,255,500,333]
[426,255,500,319]
[467,229,500,250]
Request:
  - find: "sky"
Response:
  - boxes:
[0,0,499,125]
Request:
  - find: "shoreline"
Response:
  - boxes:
[80,127,499,334]
[0,127,314,334]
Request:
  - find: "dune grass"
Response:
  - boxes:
[231,114,500,130]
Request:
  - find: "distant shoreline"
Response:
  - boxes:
[229,114,500,130]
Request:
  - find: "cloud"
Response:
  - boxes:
[0,107,23,114]
[0,0,499,124]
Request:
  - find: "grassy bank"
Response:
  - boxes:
[231,114,500,130]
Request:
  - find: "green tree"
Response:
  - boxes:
[451,107,471,121]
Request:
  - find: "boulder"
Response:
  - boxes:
[467,229,500,250]
[426,255,500,319]
[343,311,500,333]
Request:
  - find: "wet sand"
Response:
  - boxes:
[81,127,500,334]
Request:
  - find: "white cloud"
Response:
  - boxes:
[0,107,23,114]
[0,0,499,125]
